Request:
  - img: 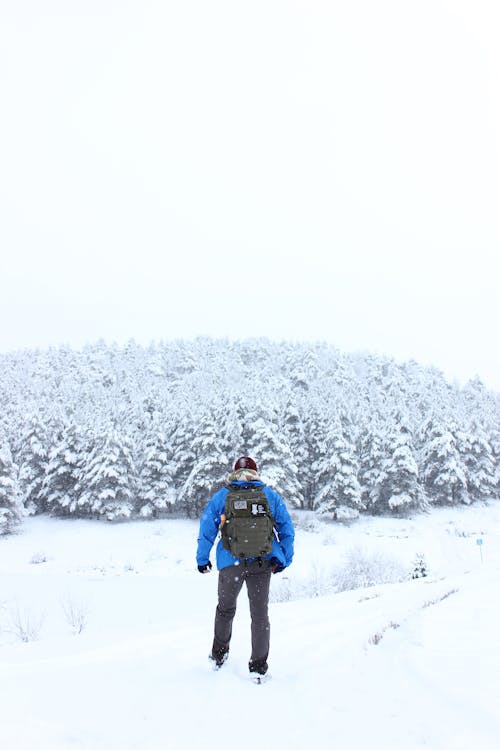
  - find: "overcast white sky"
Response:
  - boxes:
[1,0,499,390]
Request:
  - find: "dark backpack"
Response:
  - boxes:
[220,484,275,560]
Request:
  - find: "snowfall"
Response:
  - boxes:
[1,503,499,750]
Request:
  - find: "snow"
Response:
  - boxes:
[1,505,499,750]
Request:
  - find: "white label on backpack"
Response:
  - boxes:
[234,500,248,510]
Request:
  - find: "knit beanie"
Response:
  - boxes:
[233,456,258,473]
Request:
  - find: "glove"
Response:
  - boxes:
[198,561,212,574]
[269,557,284,574]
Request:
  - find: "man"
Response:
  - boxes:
[196,456,295,680]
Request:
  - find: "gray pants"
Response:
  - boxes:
[212,560,272,669]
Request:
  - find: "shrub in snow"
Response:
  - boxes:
[269,577,293,603]
[8,604,44,642]
[368,621,400,646]
[270,559,339,603]
[61,593,89,635]
[321,529,337,546]
[422,588,459,608]
[333,546,407,593]
[307,558,338,597]
[292,513,323,534]
[272,549,407,604]
[29,551,48,565]
[334,505,361,522]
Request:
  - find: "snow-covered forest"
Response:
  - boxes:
[1,337,498,531]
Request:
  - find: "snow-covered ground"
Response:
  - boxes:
[1,504,499,750]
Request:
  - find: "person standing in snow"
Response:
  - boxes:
[196,456,294,679]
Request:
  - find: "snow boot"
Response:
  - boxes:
[209,648,228,670]
[249,658,268,681]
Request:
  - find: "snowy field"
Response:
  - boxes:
[1,504,499,750]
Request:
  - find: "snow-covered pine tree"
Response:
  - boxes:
[377,420,422,515]
[137,421,176,518]
[216,397,244,465]
[490,427,500,497]
[168,408,197,494]
[419,419,467,506]
[41,420,84,516]
[302,404,330,510]
[76,426,136,520]
[246,414,302,508]
[357,417,387,513]
[314,420,364,519]
[412,553,428,578]
[0,442,24,534]
[177,405,227,517]
[16,413,49,515]
[456,422,496,504]
[281,393,307,509]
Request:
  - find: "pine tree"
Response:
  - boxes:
[490,428,500,497]
[412,553,428,578]
[357,420,387,513]
[177,405,227,517]
[41,420,84,516]
[169,409,197,493]
[137,423,175,518]
[457,423,496,504]
[217,397,244,463]
[77,427,136,520]
[303,405,330,510]
[419,420,467,506]
[314,421,364,519]
[0,443,24,534]
[247,415,302,508]
[378,423,422,515]
[281,394,307,508]
[17,414,49,515]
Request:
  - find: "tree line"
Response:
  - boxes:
[1,337,498,533]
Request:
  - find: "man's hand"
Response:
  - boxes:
[198,561,212,574]
[269,557,284,574]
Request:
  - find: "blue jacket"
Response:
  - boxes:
[196,480,295,571]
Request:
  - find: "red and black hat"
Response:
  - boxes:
[233,456,258,472]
